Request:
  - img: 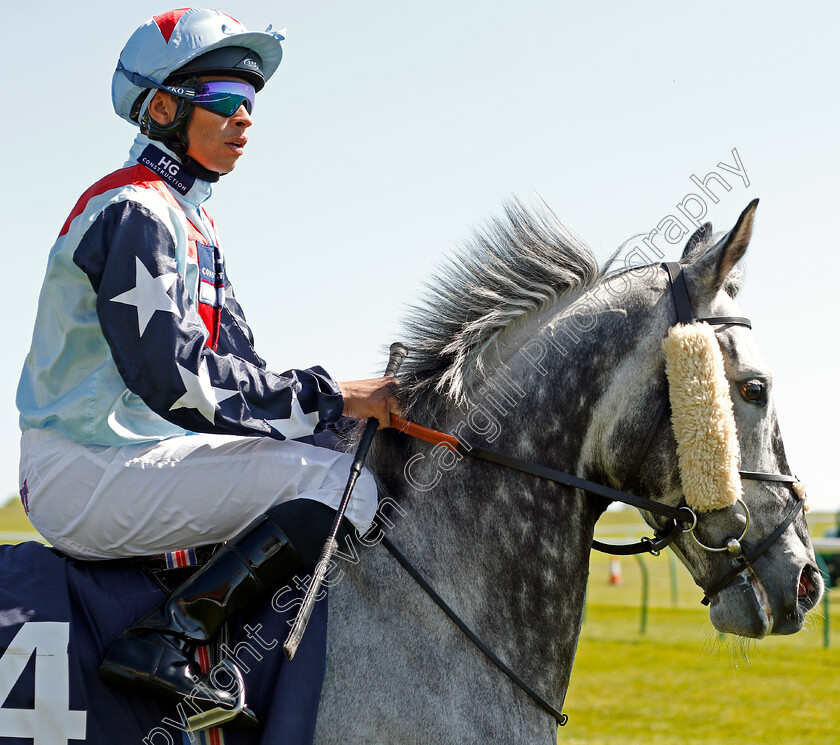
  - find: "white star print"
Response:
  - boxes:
[111,257,181,336]
[265,397,321,439]
[170,360,239,423]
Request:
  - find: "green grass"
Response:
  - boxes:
[0,498,37,535]
[561,509,840,745]
[2,503,838,744]
[563,604,839,745]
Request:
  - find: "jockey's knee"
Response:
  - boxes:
[264,499,350,569]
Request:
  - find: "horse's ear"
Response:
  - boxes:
[686,199,758,294]
[682,222,714,258]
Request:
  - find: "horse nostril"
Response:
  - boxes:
[797,564,822,611]
[797,568,811,598]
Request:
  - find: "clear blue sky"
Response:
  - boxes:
[4,1,838,509]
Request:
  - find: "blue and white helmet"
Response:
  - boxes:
[113,8,285,126]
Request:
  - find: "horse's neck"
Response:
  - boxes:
[371,325,619,704]
[370,281,659,704]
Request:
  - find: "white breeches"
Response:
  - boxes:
[19,428,377,560]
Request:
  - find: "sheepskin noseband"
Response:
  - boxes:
[663,322,742,512]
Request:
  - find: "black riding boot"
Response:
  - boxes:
[99,499,342,729]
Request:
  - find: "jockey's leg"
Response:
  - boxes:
[99,499,347,723]
[19,428,376,728]
[20,428,377,557]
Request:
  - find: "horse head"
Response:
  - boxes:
[386,198,822,646]
[587,200,823,638]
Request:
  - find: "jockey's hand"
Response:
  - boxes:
[338,377,401,430]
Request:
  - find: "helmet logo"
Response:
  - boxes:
[243,58,259,70]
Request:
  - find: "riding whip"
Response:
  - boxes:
[284,342,408,659]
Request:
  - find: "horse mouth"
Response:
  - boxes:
[710,561,823,638]
[746,566,773,635]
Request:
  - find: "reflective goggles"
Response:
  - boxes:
[117,66,256,118]
[189,80,256,116]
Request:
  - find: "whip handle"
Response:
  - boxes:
[384,342,408,378]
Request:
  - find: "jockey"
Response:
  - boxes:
[16,7,398,727]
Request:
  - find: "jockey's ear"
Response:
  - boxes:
[148,90,178,126]
[684,198,758,300]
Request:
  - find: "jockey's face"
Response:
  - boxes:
[147,76,254,174]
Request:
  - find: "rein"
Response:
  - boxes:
[390,412,695,549]
[391,410,804,596]
[380,535,569,727]
[380,261,805,728]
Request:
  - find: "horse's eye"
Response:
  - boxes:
[740,380,766,404]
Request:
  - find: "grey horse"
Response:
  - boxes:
[314,200,824,744]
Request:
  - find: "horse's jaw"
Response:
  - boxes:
[707,569,774,638]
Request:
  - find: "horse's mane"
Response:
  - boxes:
[398,198,607,423]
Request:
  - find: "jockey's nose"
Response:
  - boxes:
[231,103,252,128]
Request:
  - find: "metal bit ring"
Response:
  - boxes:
[689,498,750,554]
[676,506,698,534]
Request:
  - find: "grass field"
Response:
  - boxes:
[2,499,838,744]
[0,498,37,537]
[565,509,840,745]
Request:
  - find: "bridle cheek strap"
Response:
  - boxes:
[659,262,806,602]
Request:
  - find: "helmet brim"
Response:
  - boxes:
[170,32,283,91]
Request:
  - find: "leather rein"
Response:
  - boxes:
[380,262,805,727]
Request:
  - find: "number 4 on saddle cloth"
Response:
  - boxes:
[0,541,327,745]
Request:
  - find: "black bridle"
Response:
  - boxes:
[385,261,806,727]
[650,262,805,605]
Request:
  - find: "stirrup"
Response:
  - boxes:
[186,660,249,732]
